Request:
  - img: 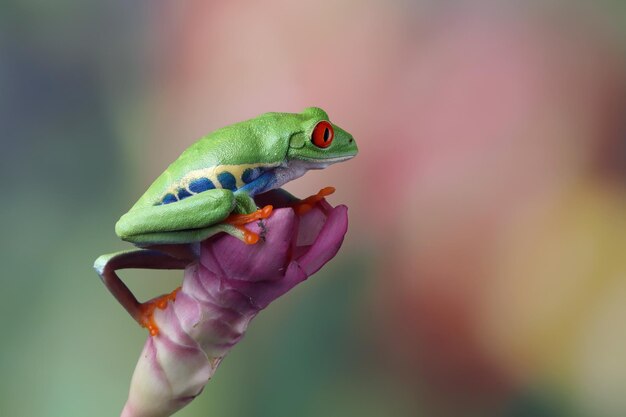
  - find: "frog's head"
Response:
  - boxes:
[286,107,358,168]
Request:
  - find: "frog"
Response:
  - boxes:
[94,107,357,335]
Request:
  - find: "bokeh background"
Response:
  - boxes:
[2,1,626,416]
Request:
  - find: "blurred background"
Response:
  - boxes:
[2,1,626,416]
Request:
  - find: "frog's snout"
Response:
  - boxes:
[347,135,358,155]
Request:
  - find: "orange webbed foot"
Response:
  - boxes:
[291,186,335,215]
[224,205,273,245]
[138,287,180,336]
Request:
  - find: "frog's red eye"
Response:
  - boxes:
[311,121,334,148]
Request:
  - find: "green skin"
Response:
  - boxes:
[94,107,357,328]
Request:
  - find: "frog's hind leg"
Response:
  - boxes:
[224,204,273,244]
[129,216,271,247]
[115,188,237,244]
[94,248,192,336]
[116,188,272,246]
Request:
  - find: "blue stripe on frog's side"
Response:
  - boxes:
[156,164,277,205]
[161,193,178,205]
[236,170,277,196]
[217,171,237,191]
[242,167,263,184]
[177,188,192,200]
[189,177,215,193]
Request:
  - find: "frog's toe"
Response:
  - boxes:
[225,205,273,225]
[291,186,335,215]
[138,287,180,336]
[223,205,273,245]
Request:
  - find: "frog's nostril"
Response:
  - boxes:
[348,138,354,143]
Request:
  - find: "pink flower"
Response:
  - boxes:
[120,191,348,417]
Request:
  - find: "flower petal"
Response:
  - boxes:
[204,208,298,282]
[297,204,348,276]
[295,205,328,247]
[121,334,211,417]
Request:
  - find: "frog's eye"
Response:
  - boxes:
[311,121,334,148]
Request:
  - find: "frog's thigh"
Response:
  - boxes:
[124,223,245,247]
[116,189,235,240]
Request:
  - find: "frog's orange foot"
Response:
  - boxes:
[224,205,273,245]
[292,186,335,215]
[138,287,180,336]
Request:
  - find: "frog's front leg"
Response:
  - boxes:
[94,248,194,336]
[255,186,336,214]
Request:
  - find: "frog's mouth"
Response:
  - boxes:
[296,153,357,167]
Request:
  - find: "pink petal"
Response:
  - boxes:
[203,208,298,282]
[297,204,349,276]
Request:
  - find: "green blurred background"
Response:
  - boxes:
[2,1,626,416]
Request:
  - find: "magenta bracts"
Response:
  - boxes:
[121,196,348,417]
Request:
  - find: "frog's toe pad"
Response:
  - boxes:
[139,287,180,336]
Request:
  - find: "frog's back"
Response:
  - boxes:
[130,112,294,209]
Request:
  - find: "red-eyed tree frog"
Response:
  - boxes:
[94,107,357,335]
